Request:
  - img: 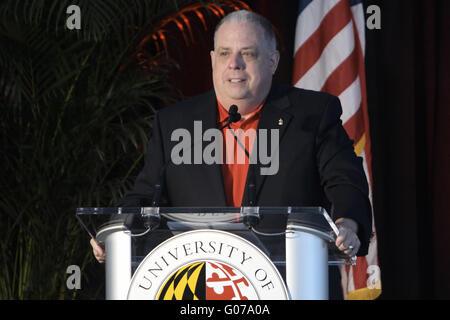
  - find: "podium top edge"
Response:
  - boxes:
[75,206,326,215]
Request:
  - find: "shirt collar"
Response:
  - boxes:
[217,97,267,126]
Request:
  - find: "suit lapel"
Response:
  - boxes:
[242,83,293,205]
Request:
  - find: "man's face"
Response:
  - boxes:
[211,21,279,110]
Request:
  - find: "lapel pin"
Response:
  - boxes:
[278,118,283,126]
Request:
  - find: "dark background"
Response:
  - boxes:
[167,0,450,299]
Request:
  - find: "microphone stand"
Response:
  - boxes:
[221,105,259,225]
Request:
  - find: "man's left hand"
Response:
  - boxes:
[334,218,360,257]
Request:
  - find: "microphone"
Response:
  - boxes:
[140,163,166,230]
[220,104,241,130]
[151,164,167,207]
[229,105,242,123]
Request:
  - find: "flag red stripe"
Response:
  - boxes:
[353,257,369,289]
[292,0,351,85]
[321,49,358,97]
[343,104,364,144]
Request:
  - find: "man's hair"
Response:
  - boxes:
[213,10,277,51]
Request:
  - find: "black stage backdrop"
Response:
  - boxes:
[169,0,450,299]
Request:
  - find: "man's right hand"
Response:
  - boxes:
[90,238,105,263]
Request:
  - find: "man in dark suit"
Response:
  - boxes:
[91,10,372,299]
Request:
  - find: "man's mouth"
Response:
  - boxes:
[228,78,246,83]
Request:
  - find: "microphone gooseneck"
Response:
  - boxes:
[222,105,259,226]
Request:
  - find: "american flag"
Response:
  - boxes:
[292,0,381,299]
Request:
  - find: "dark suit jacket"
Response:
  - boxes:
[118,82,373,256]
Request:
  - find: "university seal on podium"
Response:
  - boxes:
[127,229,288,300]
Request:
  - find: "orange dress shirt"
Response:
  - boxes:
[217,99,266,207]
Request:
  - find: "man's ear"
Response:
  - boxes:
[210,50,215,69]
[270,50,280,75]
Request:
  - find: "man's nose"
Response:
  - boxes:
[228,53,245,70]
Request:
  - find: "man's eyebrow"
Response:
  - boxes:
[241,47,257,51]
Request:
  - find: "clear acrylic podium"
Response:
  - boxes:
[76,206,354,300]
